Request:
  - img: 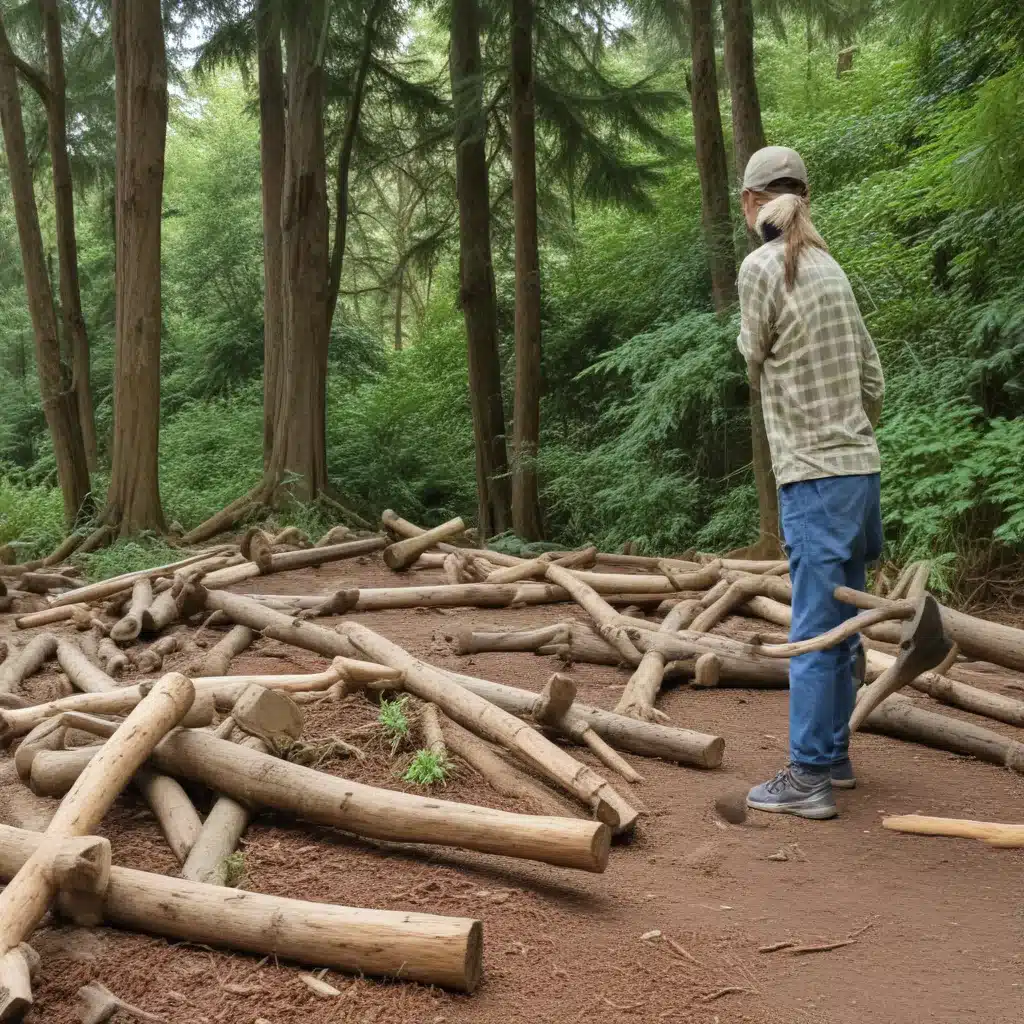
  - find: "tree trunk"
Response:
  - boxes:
[106,0,167,534]
[271,0,330,501]
[326,0,385,330]
[689,0,737,312]
[720,0,765,195]
[41,0,97,471]
[256,0,286,470]
[510,0,544,541]
[450,0,512,541]
[0,18,91,528]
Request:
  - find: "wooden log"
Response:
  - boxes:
[339,621,639,834]
[658,560,722,592]
[240,528,274,571]
[109,578,153,643]
[419,703,447,758]
[204,537,386,589]
[196,624,255,677]
[453,623,570,655]
[443,552,466,585]
[0,824,483,993]
[906,561,931,601]
[383,518,467,572]
[30,729,611,873]
[0,673,194,1019]
[545,563,641,665]
[13,719,66,782]
[615,599,701,723]
[55,640,117,695]
[17,572,74,595]
[858,691,1024,774]
[47,549,234,609]
[315,525,354,548]
[135,635,180,675]
[886,561,920,601]
[140,589,179,634]
[693,653,722,688]
[0,634,57,695]
[866,650,1024,728]
[96,637,128,677]
[836,587,1024,674]
[485,547,598,585]
[881,814,1024,849]
[134,769,202,864]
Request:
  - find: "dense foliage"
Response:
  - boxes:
[1,4,1022,589]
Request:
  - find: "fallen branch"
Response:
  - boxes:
[881,814,1024,848]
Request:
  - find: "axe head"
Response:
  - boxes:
[893,594,954,685]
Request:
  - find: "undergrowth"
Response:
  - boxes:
[378,696,411,754]
[403,749,449,786]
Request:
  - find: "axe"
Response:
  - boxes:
[849,593,953,732]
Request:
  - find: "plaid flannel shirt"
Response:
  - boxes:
[737,239,884,487]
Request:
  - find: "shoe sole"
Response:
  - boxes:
[831,778,857,790]
[746,796,838,820]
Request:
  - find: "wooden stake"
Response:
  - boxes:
[0,823,483,992]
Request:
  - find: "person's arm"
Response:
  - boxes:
[736,256,774,390]
[856,313,885,427]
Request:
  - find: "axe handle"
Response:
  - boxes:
[883,815,1024,848]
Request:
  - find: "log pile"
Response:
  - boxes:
[1,513,1023,1018]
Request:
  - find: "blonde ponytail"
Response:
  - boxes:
[755,192,828,290]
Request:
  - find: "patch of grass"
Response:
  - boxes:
[0,478,67,556]
[403,749,449,786]
[221,851,247,888]
[75,536,183,582]
[378,695,410,754]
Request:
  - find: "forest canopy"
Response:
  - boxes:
[0,0,1022,592]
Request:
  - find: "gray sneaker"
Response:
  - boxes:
[747,764,838,820]
[831,758,857,790]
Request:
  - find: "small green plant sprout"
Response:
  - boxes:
[403,749,449,786]
[378,695,411,753]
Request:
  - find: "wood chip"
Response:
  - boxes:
[640,929,662,941]
[298,973,342,997]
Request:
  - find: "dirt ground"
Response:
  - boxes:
[2,554,1023,1024]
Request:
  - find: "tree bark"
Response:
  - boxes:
[510,0,544,541]
[450,0,512,540]
[689,0,737,312]
[256,0,286,470]
[41,0,97,471]
[720,0,765,197]
[0,16,91,528]
[326,0,385,329]
[106,0,167,533]
[271,0,330,500]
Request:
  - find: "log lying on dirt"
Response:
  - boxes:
[196,625,255,677]
[383,517,466,572]
[881,814,1024,849]
[55,639,117,695]
[96,637,128,677]
[0,634,58,695]
[339,621,639,833]
[858,691,1024,775]
[30,728,611,873]
[46,548,235,609]
[0,673,195,1020]
[0,824,483,992]
[454,623,570,655]
[109,578,153,642]
[201,537,386,589]
[484,547,598,585]
[837,587,1024,674]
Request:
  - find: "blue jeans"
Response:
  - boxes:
[779,474,883,770]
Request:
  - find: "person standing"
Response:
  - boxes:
[737,147,885,820]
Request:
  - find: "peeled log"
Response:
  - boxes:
[0,674,195,1019]
[31,729,611,873]
[0,824,482,992]
[384,518,468,572]
[881,814,1024,849]
[858,691,1024,774]
[339,622,638,834]
[196,625,255,677]
[109,578,153,642]
[134,770,202,864]
[140,590,179,634]
[0,635,58,695]
[55,640,117,695]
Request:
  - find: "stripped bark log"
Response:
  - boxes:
[485,546,597,585]
[881,814,1024,848]
[419,703,447,758]
[134,769,202,864]
[109,578,153,642]
[55,640,116,695]
[453,622,569,655]
[858,691,1024,774]
[140,589,179,634]
[383,517,467,572]
[0,673,194,1019]
[0,823,483,992]
[196,625,255,677]
[0,634,57,695]
[339,621,639,833]
[96,637,128,677]
[29,728,611,872]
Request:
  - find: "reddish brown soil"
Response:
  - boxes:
[3,555,1024,1024]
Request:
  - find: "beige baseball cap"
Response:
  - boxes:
[742,146,808,191]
